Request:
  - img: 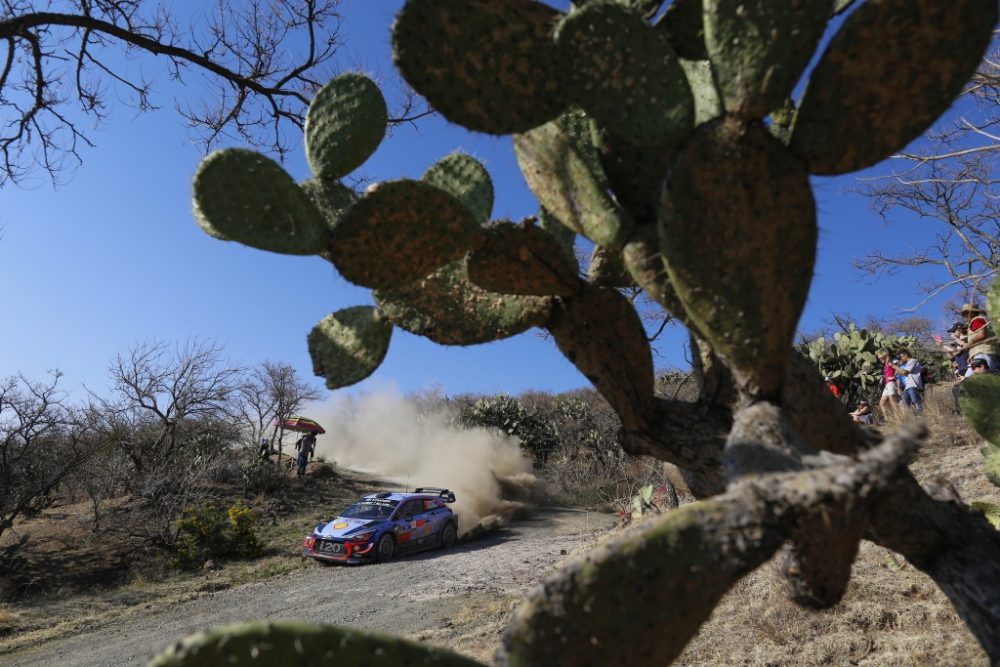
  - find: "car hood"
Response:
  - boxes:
[315,517,380,539]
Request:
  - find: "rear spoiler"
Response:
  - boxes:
[415,487,456,503]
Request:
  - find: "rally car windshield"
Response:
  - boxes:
[339,499,398,520]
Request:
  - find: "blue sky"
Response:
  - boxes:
[0,0,972,400]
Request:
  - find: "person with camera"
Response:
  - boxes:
[891,349,923,415]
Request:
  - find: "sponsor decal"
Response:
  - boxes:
[333,522,349,530]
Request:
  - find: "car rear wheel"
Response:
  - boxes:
[375,533,395,562]
[440,521,457,549]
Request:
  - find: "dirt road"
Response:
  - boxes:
[1,508,612,666]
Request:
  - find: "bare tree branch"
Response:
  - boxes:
[0,0,345,185]
[854,36,1000,306]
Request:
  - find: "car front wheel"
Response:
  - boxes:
[440,521,457,549]
[375,533,395,562]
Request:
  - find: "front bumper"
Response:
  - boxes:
[302,536,376,564]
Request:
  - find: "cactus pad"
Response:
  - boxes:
[622,226,690,323]
[467,221,580,297]
[300,178,358,225]
[192,149,328,256]
[704,0,831,118]
[791,0,998,175]
[658,0,707,60]
[421,152,494,225]
[660,118,816,399]
[375,260,553,346]
[680,59,723,127]
[514,120,632,249]
[150,621,484,666]
[558,108,605,189]
[587,246,634,288]
[557,2,694,147]
[307,307,392,390]
[392,0,568,134]
[500,497,783,667]
[538,207,576,262]
[328,180,482,289]
[959,374,1000,451]
[548,286,655,430]
[305,73,388,181]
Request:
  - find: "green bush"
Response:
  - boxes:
[173,501,263,569]
[459,393,559,463]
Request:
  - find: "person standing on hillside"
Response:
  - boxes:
[295,433,317,478]
[954,358,991,415]
[959,303,996,372]
[892,349,924,415]
[876,349,901,420]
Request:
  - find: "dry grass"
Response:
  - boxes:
[0,466,382,655]
[410,592,520,664]
[676,541,987,666]
[676,384,996,667]
[0,606,20,637]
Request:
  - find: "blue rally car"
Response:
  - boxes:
[302,488,458,564]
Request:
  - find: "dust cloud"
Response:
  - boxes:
[309,388,538,536]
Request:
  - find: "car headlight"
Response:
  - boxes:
[350,530,376,543]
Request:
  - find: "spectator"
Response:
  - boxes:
[876,349,901,419]
[295,432,317,478]
[258,436,271,460]
[891,349,923,415]
[959,303,996,372]
[849,399,874,425]
[954,357,992,415]
[969,357,991,375]
[825,376,841,399]
[935,321,970,375]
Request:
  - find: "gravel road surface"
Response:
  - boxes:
[2,508,612,666]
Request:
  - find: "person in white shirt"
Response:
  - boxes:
[891,349,923,415]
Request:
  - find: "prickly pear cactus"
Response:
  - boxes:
[327,179,482,289]
[305,73,388,180]
[149,621,484,666]
[800,324,918,402]
[792,0,994,174]
[959,281,1000,496]
[660,117,816,399]
[308,306,392,390]
[183,0,999,663]
[392,0,568,134]
[193,149,329,255]
[556,1,693,146]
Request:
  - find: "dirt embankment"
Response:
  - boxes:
[1,508,613,666]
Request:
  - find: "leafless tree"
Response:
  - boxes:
[0,371,90,542]
[85,339,245,544]
[855,36,1000,308]
[235,360,319,461]
[1,0,348,185]
[94,339,242,475]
